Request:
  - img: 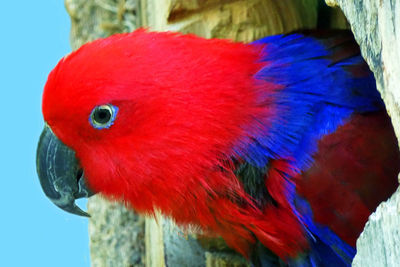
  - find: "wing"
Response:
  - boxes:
[239,30,382,170]
[236,30,399,266]
[293,111,399,266]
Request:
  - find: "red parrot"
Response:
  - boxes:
[36,29,400,266]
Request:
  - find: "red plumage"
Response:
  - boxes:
[44,30,304,257]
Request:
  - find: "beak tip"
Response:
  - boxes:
[37,125,94,218]
[58,202,91,218]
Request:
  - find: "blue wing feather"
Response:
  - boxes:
[240,31,381,170]
[240,31,381,266]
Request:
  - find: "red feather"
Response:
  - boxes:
[43,30,301,257]
[296,111,399,246]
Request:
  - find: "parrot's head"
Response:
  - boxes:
[36,29,270,217]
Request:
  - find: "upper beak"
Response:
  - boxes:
[36,124,95,217]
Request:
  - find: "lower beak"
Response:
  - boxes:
[36,125,95,217]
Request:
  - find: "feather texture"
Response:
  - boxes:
[41,29,399,266]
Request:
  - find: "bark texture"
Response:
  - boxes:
[66,0,141,50]
[142,0,318,42]
[325,1,400,266]
[88,196,145,267]
[352,186,400,267]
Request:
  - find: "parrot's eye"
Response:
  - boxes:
[89,104,118,129]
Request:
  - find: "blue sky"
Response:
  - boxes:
[0,1,90,266]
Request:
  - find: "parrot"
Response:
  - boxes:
[36,29,400,266]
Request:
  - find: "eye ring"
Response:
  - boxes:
[89,104,118,129]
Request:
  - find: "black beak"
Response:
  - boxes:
[36,125,95,217]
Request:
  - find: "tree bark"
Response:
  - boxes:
[325,1,400,266]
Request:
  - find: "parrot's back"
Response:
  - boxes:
[243,31,400,266]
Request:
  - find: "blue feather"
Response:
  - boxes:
[238,33,380,170]
[239,32,380,266]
